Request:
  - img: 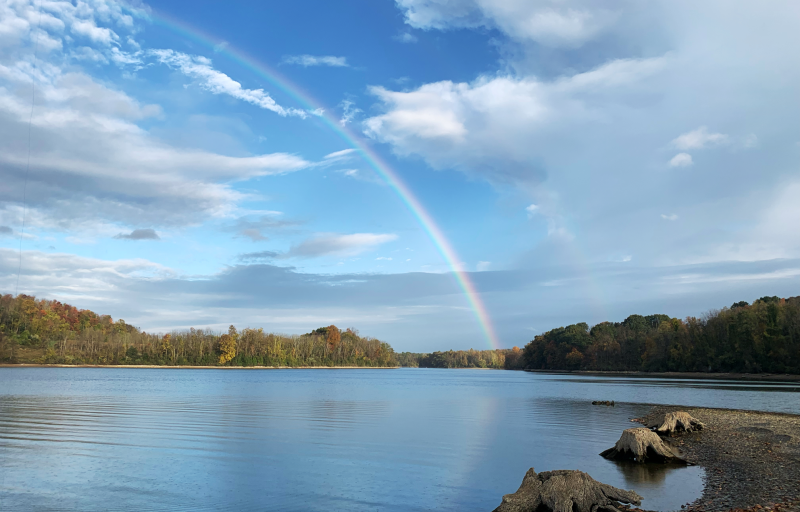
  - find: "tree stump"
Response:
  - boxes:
[654,411,704,434]
[493,468,642,512]
[600,428,685,463]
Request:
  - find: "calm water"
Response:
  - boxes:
[1,369,799,512]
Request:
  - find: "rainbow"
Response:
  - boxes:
[146,11,501,349]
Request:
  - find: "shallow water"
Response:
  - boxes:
[1,368,798,512]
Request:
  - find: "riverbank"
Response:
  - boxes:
[527,369,800,382]
[0,363,399,369]
[635,405,800,512]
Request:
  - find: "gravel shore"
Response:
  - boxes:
[636,406,800,512]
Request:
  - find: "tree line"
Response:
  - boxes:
[397,348,521,369]
[518,296,800,374]
[0,294,396,367]
[3,292,798,373]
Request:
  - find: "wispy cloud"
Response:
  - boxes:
[339,99,362,126]
[661,213,678,221]
[232,214,298,242]
[282,55,349,67]
[114,228,160,240]
[672,126,729,150]
[669,153,693,167]
[149,49,311,118]
[476,261,491,271]
[284,233,397,259]
[324,148,358,161]
[394,32,418,43]
[743,133,759,149]
[238,251,279,262]
[526,204,539,218]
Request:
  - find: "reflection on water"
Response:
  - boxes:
[613,460,691,485]
[1,368,798,512]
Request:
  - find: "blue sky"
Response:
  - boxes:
[1,0,799,351]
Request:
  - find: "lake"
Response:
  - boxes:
[1,368,799,512]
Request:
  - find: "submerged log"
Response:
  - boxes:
[655,411,704,434]
[493,468,642,512]
[600,428,686,463]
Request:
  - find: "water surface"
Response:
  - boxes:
[1,368,798,511]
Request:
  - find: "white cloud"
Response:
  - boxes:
[394,32,418,43]
[376,256,393,261]
[395,0,619,48]
[365,56,665,184]
[0,0,138,54]
[71,18,117,45]
[672,126,729,150]
[70,46,108,63]
[0,63,310,232]
[284,233,398,259]
[661,213,678,221]
[108,47,143,67]
[743,133,759,149]
[669,153,693,167]
[339,99,362,126]
[476,261,491,271]
[0,249,176,297]
[526,204,539,218]
[324,148,358,160]
[282,55,349,67]
[150,50,311,118]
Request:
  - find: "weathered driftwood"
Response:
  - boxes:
[600,428,686,463]
[654,411,704,434]
[493,468,642,512]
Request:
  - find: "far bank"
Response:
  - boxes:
[524,369,800,383]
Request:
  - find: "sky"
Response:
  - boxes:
[1,0,799,352]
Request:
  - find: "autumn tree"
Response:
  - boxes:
[565,347,584,369]
[160,334,172,357]
[218,334,237,365]
[326,325,341,352]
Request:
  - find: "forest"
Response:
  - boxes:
[0,294,396,367]
[518,296,800,374]
[2,293,798,373]
[397,348,521,369]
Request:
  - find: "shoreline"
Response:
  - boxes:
[0,363,399,370]
[526,369,800,383]
[634,404,800,512]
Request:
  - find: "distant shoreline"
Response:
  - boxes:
[0,364,399,370]
[525,368,800,382]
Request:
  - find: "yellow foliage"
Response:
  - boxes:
[160,334,172,355]
[218,334,236,365]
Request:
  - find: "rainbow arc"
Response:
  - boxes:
[149,12,501,349]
